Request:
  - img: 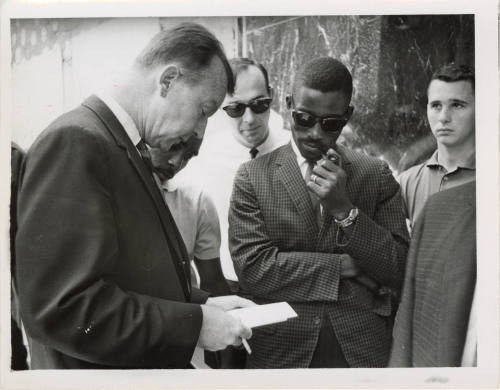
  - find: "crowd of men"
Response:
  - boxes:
[11,22,476,370]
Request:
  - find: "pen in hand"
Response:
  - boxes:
[242,338,252,354]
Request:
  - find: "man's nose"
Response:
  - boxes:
[242,106,256,124]
[308,122,323,139]
[438,106,451,123]
[168,154,184,171]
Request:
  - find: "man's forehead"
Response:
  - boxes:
[427,79,474,100]
[229,66,268,100]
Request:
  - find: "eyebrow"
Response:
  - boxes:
[227,95,267,103]
[428,98,469,104]
[295,106,346,118]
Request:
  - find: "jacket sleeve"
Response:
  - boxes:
[229,164,342,303]
[15,125,203,367]
[336,162,410,289]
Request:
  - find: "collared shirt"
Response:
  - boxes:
[161,178,221,287]
[97,93,141,148]
[161,178,221,262]
[177,109,290,281]
[398,150,475,228]
[291,133,312,181]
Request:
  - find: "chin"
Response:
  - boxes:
[299,149,321,162]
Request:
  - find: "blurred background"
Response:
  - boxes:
[10,15,474,174]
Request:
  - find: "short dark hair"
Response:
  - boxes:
[229,57,271,94]
[430,63,475,92]
[134,22,234,93]
[293,57,353,101]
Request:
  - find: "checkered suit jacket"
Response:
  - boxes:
[229,143,409,368]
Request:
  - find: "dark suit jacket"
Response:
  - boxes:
[11,143,28,370]
[389,181,476,367]
[15,96,210,369]
[229,144,409,368]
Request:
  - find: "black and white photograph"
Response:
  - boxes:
[0,0,498,389]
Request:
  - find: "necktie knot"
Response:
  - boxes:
[249,147,259,159]
[137,139,155,175]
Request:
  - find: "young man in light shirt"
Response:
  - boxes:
[398,64,475,229]
[148,136,231,297]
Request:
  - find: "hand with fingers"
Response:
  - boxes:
[197,296,255,352]
[306,148,353,220]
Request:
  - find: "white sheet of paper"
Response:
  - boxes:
[190,347,211,369]
[228,302,298,328]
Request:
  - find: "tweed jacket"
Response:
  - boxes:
[389,181,476,367]
[228,143,409,368]
[15,96,209,369]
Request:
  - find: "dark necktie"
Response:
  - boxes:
[136,139,191,294]
[305,161,322,226]
[136,139,155,175]
[249,147,259,159]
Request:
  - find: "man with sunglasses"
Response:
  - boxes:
[229,57,409,368]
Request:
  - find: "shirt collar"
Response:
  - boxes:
[161,179,179,192]
[290,134,309,169]
[97,93,142,147]
[233,129,277,158]
[426,150,476,170]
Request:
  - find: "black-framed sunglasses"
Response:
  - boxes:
[288,95,352,133]
[222,97,272,118]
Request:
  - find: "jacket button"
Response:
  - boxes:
[314,317,321,326]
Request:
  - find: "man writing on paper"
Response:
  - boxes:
[229,57,409,368]
[15,23,253,369]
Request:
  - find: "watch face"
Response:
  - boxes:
[335,207,358,227]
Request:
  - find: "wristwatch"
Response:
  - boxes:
[334,207,359,228]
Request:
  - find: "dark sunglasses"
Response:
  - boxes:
[288,94,352,133]
[222,97,272,118]
[291,110,350,133]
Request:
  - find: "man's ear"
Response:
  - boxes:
[285,94,292,109]
[159,64,181,97]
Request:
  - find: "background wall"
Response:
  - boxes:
[10,17,238,150]
[245,15,474,171]
[11,15,474,172]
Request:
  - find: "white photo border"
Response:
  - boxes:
[0,0,498,389]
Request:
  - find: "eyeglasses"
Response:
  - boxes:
[291,110,350,133]
[288,95,352,133]
[222,97,272,118]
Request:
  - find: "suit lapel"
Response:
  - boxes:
[276,144,319,240]
[82,95,191,301]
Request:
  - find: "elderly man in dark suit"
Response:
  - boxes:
[15,23,253,369]
[229,57,409,368]
[389,181,476,367]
